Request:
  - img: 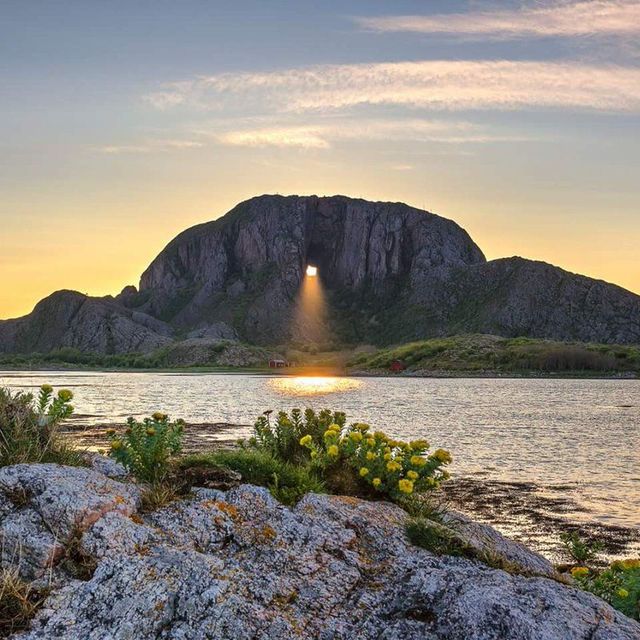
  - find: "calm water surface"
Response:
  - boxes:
[1,371,638,529]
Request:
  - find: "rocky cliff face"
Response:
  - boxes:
[2,194,640,354]
[2,462,639,639]
[0,290,173,355]
[134,195,485,344]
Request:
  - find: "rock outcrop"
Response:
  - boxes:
[0,290,173,355]
[1,463,638,639]
[3,194,640,352]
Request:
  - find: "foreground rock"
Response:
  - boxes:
[0,464,638,639]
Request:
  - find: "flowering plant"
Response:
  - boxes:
[298,420,451,500]
[107,413,184,484]
[571,559,640,620]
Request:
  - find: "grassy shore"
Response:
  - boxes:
[1,334,639,378]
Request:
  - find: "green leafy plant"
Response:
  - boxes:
[107,412,184,484]
[571,559,640,621]
[560,531,604,565]
[252,408,346,464]
[247,408,451,503]
[0,385,81,466]
[179,449,325,506]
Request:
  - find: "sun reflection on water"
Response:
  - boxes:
[268,376,363,397]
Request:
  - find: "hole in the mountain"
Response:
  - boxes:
[306,265,318,277]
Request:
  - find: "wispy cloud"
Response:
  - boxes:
[145,60,640,114]
[357,1,640,39]
[212,119,531,149]
[97,139,204,154]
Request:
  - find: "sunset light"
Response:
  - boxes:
[268,376,362,397]
[306,265,318,277]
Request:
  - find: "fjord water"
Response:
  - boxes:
[1,371,638,529]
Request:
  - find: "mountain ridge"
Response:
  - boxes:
[1,194,639,354]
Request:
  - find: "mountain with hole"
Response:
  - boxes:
[1,194,640,356]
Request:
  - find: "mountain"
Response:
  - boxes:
[0,290,173,355]
[1,194,639,355]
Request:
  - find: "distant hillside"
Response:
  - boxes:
[1,194,640,355]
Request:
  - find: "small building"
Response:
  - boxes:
[269,359,288,368]
[389,360,405,373]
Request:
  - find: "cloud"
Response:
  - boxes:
[356,1,640,39]
[144,60,640,114]
[213,119,532,149]
[97,139,204,154]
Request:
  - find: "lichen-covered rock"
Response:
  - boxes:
[84,452,128,479]
[440,510,558,579]
[2,469,636,640]
[0,464,140,579]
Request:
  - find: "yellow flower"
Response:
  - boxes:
[152,412,167,422]
[410,455,427,467]
[57,389,74,402]
[433,449,452,464]
[327,444,339,457]
[310,450,318,459]
[355,423,370,432]
[383,453,392,461]
[617,588,629,598]
[410,439,429,450]
[571,567,589,578]
[386,461,402,473]
[110,439,123,450]
[40,384,53,394]
[106,429,116,437]
[349,432,363,443]
[359,467,370,477]
[372,477,382,488]
[398,479,414,494]
[366,438,375,447]
[328,423,341,432]
[324,430,337,440]
[366,451,376,461]
[407,470,419,480]
[373,431,386,441]
[299,435,313,447]
[146,428,156,437]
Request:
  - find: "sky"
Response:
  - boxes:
[1,0,639,319]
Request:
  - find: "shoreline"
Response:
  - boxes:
[1,364,638,380]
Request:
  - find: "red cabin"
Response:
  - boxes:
[389,360,405,373]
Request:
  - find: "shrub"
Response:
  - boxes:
[107,413,184,484]
[560,531,603,565]
[249,408,451,503]
[0,385,82,467]
[179,449,325,506]
[298,419,451,502]
[253,408,346,465]
[571,559,640,621]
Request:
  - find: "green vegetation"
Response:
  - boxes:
[179,449,325,506]
[1,334,638,377]
[180,408,452,508]
[0,385,84,467]
[560,531,604,565]
[405,517,470,557]
[349,334,640,375]
[107,413,184,484]
[571,560,640,621]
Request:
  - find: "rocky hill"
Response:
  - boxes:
[2,461,639,639]
[1,194,640,354]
